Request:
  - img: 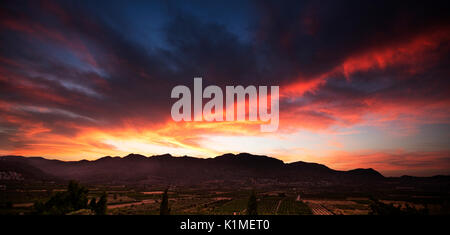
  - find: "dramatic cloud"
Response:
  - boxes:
[0,0,449,175]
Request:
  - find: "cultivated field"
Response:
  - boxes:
[1,182,447,215]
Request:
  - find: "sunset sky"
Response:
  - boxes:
[0,0,449,176]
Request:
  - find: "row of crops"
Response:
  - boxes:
[107,194,313,215]
[211,196,313,215]
[277,198,313,215]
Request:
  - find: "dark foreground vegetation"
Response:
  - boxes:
[32,181,107,215]
[2,179,443,215]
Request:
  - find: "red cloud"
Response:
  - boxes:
[279,27,450,132]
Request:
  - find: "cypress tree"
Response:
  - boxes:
[247,190,258,215]
[95,192,107,215]
[89,197,97,211]
[160,188,170,215]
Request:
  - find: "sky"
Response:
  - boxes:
[0,0,449,176]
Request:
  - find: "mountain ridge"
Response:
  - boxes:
[1,153,440,186]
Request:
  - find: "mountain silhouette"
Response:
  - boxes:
[0,153,387,185]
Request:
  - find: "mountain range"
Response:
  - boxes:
[0,153,447,187]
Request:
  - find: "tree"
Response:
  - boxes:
[89,198,97,210]
[160,188,170,215]
[32,180,90,215]
[247,190,258,215]
[67,181,89,211]
[94,192,107,215]
[369,197,428,215]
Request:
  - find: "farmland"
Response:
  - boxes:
[0,180,448,215]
